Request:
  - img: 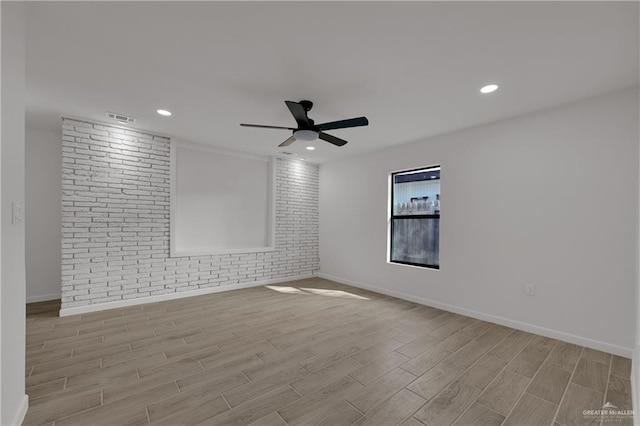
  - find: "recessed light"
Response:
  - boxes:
[157,109,172,116]
[480,84,499,94]
[306,146,316,151]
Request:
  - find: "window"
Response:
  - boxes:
[389,166,440,269]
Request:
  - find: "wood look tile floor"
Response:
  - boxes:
[24,278,632,426]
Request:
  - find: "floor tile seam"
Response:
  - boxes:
[609,371,632,381]
[474,334,538,420]
[351,383,415,421]
[552,346,586,425]
[568,350,614,395]
[287,383,303,398]
[37,392,106,425]
[429,343,484,372]
[548,359,579,375]
[599,351,615,426]
[146,378,228,422]
[409,331,535,425]
[441,325,518,367]
[583,357,615,367]
[344,398,365,416]
[444,378,502,424]
[347,372,366,387]
[409,416,428,425]
[527,383,568,407]
[220,393,232,410]
[448,330,534,412]
[473,400,508,420]
[569,380,608,395]
[501,340,558,421]
[455,323,500,345]
[441,330,535,403]
[274,410,291,426]
[41,331,122,350]
[442,337,506,372]
[524,390,560,407]
[347,347,414,384]
[447,362,517,424]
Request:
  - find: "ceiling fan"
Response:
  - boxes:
[240,100,368,147]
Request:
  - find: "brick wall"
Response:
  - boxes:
[61,118,319,309]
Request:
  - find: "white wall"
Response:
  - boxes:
[0,1,28,424]
[174,143,271,254]
[26,127,61,302]
[635,86,640,420]
[320,88,639,356]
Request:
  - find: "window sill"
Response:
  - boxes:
[171,246,276,258]
[392,214,440,219]
[388,260,439,270]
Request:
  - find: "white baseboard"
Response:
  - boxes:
[27,293,61,303]
[318,273,633,358]
[60,274,313,317]
[10,394,28,426]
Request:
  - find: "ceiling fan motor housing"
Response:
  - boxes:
[299,100,313,112]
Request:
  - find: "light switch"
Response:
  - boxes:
[12,202,23,224]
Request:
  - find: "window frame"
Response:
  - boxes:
[388,165,441,270]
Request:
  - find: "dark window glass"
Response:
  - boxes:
[390,166,440,269]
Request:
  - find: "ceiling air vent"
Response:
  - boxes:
[106,112,137,124]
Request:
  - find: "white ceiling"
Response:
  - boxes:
[25,1,639,163]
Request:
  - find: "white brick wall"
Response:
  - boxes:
[61,118,319,308]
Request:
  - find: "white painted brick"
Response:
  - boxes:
[61,118,318,309]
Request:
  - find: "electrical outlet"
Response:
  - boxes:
[12,202,23,224]
[525,283,535,296]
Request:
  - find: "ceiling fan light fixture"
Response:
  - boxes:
[293,130,319,141]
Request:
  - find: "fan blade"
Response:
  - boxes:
[285,101,310,127]
[317,116,369,131]
[318,132,348,147]
[240,123,296,130]
[278,136,296,147]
